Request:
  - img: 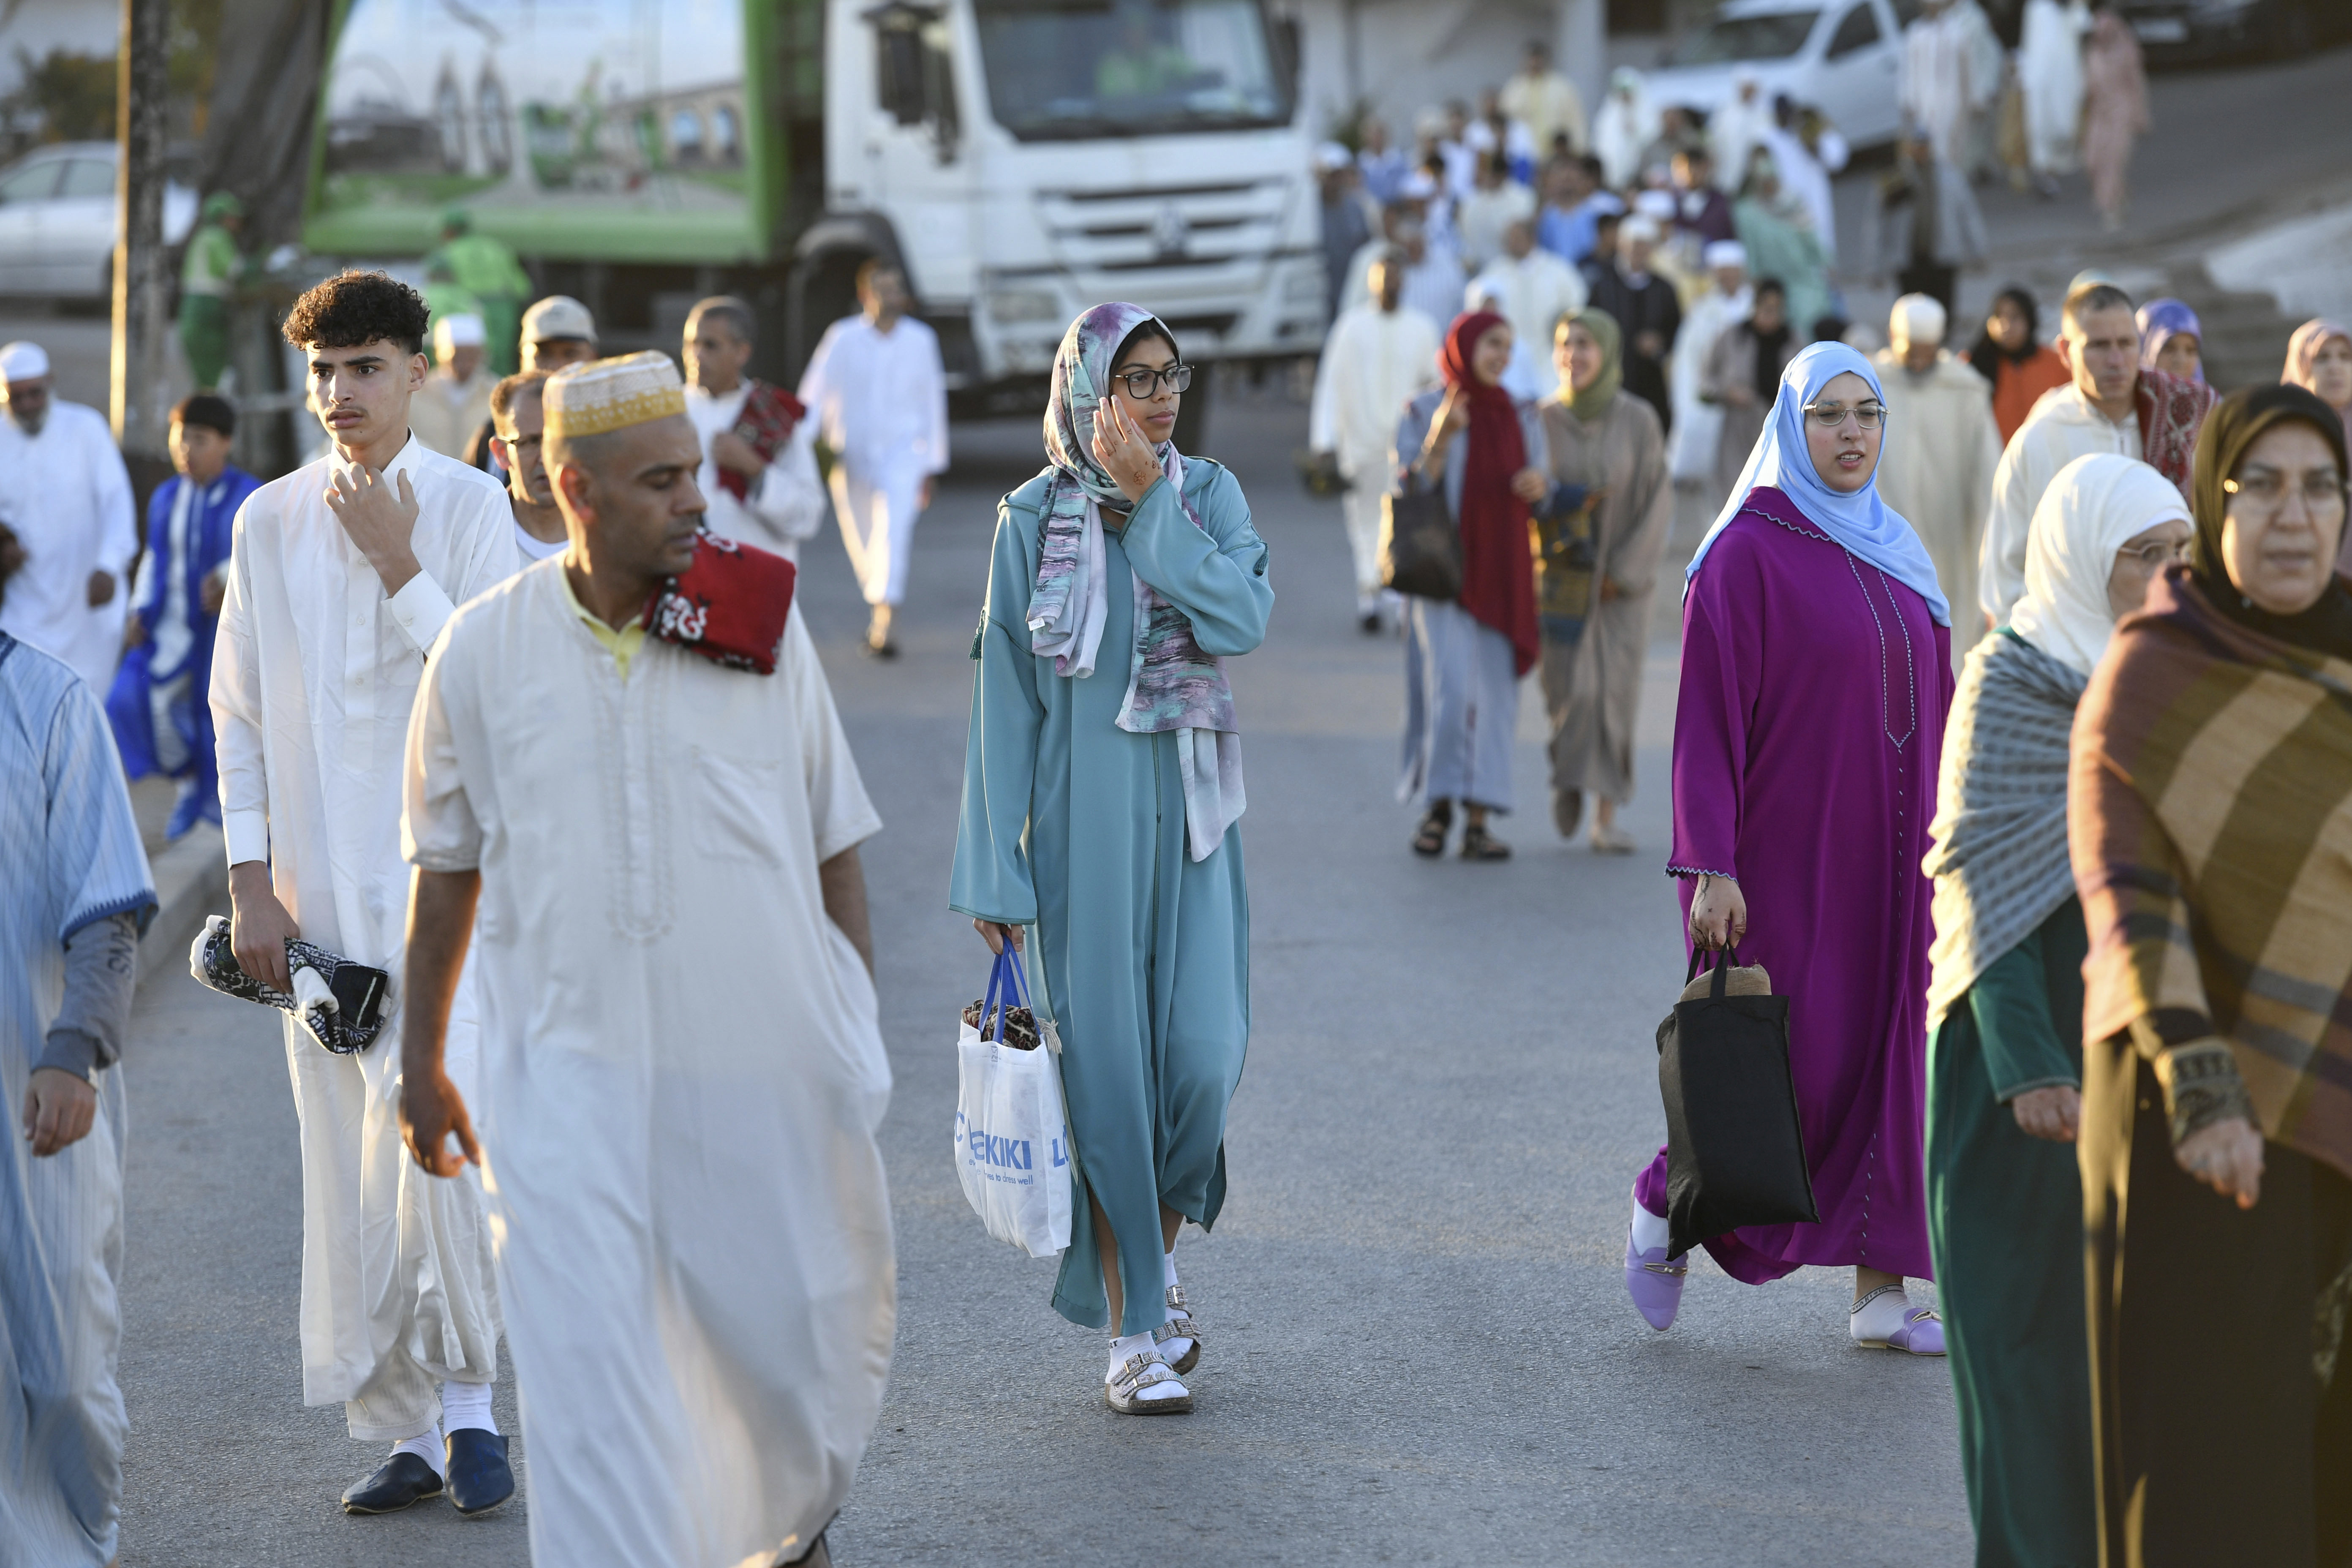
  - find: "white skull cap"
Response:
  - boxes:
[0,341,50,382]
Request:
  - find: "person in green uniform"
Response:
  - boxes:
[953,303,1270,1418]
[1921,452,2192,1568]
[419,257,483,365]
[429,209,532,374]
[177,192,246,390]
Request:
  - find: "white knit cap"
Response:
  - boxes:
[0,341,50,382]
[433,313,486,355]
[1620,215,1662,244]
[1702,240,1748,270]
[543,351,687,441]
[1888,292,1948,350]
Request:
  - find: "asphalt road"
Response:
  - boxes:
[109,375,1969,1567]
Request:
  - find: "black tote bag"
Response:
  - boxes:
[1655,948,1819,1261]
[1377,482,1461,601]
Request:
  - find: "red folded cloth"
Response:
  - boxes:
[646,531,797,675]
[717,380,806,503]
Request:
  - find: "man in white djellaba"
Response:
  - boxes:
[1669,240,1753,486]
[399,350,893,1568]
[210,270,517,1518]
[680,295,827,562]
[1871,293,2002,667]
[0,341,138,693]
[1311,247,1443,630]
[798,259,949,656]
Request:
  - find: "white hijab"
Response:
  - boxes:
[2008,454,2190,675]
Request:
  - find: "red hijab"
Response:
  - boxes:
[1439,310,1539,675]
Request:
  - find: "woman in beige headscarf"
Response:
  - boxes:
[1536,307,1672,851]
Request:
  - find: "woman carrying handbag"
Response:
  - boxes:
[1625,342,1952,1356]
[952,303,1271,1415]
[1392,309,1550,860]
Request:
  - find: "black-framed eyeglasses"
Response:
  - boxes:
[1800,400,1886,430]
[1112,363,1193,399]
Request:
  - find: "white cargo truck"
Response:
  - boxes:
[305,0,1323,434]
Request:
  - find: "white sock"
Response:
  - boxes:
[1629,1190,1673,1255]
[1106,1330,1186,1399]
[440,1379,498,1436]
[1162,1249,1180,1291]
[1849,1282,1914,1342]
[392,1419,446,1476]
[1157,1250,1195,1357]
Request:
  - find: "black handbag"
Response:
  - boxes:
[1377,481,1462,601]
[1654,947,1819,1260]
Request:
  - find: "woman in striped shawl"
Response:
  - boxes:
[1923,454,2189,1568]
[2069,384,2352,1567]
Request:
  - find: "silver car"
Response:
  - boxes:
[0,142,197,301]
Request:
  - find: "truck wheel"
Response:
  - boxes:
[1173,364,1212,455]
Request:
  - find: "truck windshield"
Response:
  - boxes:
[1663,10,1820,63]
[975,0,1293,140]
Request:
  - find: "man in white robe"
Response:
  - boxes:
[1469,219,1587,380]
[1708,71,1775,195]
[0,569,155,1568]
[681,296,826,563]
[2019,0,2089,191]
[408,314,494,460]
[0,342,138,693]
[1669,240,1752,484]
[1979,282,2211,625]
[399,351,893,1568]
[1312,249,1442,629]
[1901,0,1984,172]
[1871,294,2002,667]
[210,270,515,1516]
[798,261,948,656]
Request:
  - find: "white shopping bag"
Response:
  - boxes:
[953,944,1073,1258]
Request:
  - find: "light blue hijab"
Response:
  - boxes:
[1683,340,1951,626]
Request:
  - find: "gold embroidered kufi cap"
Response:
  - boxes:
[544,350,687,439]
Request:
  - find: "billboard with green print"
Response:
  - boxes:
[304,0,779,263]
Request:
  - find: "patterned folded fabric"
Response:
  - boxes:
[188,914,385,1054]
[646,530,798,675]
[718,380,806,503]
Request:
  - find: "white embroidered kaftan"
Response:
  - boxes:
[403,561,894,1568]
[210,433,515,1436]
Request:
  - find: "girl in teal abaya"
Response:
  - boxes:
[953,304,1271,1415]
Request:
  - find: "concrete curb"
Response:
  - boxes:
[140,822,227,984]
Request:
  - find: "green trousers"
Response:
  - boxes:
[177,295,229,390]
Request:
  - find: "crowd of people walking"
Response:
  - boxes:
[3,19,2350,1568]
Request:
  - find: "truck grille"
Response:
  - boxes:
[1036,178,1294,275]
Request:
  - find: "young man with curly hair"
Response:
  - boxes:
[209,270,519,1517]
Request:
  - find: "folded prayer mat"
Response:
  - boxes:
[718,381,806,503]
[646,529,798,675]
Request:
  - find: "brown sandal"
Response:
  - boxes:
[1460,823,1511,861]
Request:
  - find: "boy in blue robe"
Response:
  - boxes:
[106,394,258,838]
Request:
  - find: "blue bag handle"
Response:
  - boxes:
[980,940,1031,1043]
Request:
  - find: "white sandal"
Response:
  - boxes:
[1152,1284,1203,1376]
[1105,1348,1192,1415]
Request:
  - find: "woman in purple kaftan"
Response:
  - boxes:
[1623,342,1954,1355]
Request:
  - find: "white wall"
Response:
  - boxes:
[1285,0,1604,148]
